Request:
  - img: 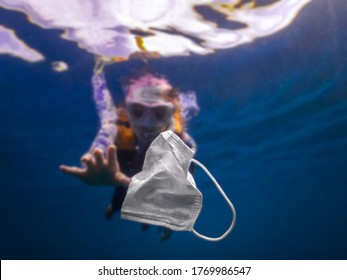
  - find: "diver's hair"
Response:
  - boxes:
[170,88,185,129]
[119,66,168,94]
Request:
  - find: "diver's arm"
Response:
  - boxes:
[181,131,197,155]
[181,131,197,175]
[88,70,118,154]
[82,70,130,186]
[60,70,130,187]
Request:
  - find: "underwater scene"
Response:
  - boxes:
[1,0,347,260]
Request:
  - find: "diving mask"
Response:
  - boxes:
[125,81,175,127]
[126,99,175,145]
[126,101,174,126]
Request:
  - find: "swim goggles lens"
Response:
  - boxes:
[131,103,147,119]
[127,102,174,121]
[152,106,170,120]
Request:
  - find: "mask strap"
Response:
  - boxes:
[190,159,236,242]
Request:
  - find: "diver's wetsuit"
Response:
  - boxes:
[111,147,143,213]
[89,71,196,214]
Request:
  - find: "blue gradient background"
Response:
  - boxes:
[1,0,347,259]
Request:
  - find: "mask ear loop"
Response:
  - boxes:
[190,159,236,242]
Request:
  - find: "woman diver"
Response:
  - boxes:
[60,61,198,240]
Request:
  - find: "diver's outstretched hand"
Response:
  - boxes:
[60,145,130,187]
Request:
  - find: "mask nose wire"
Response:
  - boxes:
[190,158,236,242]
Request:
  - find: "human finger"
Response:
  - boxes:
[81,155,96,170]
[59,165,85,177]
[94,148,105,167]
[115,172,131,187]
[106,145,117,169]
[81,153,92,162]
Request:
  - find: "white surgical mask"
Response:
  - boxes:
[121,130,236,241]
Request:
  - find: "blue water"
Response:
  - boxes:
[1,0,347,259]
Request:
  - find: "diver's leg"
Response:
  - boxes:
[159,227,172,241]
[104,186,127,220]
[141,223,150,231]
